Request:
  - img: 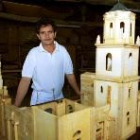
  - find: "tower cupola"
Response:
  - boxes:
[103,2,136,45]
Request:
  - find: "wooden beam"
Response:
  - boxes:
[87,0,140,12]
[0,12,103,28]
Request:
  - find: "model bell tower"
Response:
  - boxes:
[94,2,140,139]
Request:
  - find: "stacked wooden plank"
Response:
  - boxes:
[0,86,11,139]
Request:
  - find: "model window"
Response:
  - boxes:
[67,105,74,113]
[130,23,132,37]
[128,53,132,75]
[101,86,103,93]
[128,88,131,98]
[73,130,81,140]
[110,22,113,38]
[106,53,112,71]
[129,53,132,57]
[126,111,130,125]
[120,22,125,38]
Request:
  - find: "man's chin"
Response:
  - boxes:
[43,41,54,46]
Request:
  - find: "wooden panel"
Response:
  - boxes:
[58,108,93,140]
[0,96,11,137]
[5,106,34,140]
[33,107,57,140]
[80,72,95,106]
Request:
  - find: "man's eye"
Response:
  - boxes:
[49,31,53,34]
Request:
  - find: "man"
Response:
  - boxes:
[14,17,81,106]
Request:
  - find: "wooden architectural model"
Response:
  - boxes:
[4,99,96,140]
[81,2,140,140]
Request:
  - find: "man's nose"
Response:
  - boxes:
[45,32,49,37]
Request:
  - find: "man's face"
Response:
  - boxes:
[37,24,56,46]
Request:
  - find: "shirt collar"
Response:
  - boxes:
[39,41,59,53]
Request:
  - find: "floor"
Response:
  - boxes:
[128,127,140,140]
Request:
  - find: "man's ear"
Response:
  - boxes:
[54,32,57,38]
[36,34,40,40]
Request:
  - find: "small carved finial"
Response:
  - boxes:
[136,35,140,46]
[96,35,101,44]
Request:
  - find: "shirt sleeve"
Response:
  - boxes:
[64,49,73,75]
[22,50,36,78]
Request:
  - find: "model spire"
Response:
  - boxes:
[95,35,101,44]
[136,35,140,46]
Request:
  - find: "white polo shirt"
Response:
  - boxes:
[22,41,73,105]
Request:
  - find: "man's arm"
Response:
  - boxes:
[66,74,81,95]
[14,77,31,107]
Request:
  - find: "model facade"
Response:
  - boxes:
[81,2,140,139]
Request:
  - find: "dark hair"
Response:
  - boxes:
[36,17,56,34]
